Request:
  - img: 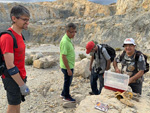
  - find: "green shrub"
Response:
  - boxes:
[79,53,86,60]
[26,45,31,49]
[145,8,149,12]
[92,40,98,45]
[148,56,150,61]
[25,57,33,65]
[115,48,122,51]
[37,40,42,46]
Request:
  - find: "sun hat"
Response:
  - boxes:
[123,38,136,47]
[86,41,95,54]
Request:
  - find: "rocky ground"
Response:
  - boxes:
[0,43,90,113]
[0,43,150,113]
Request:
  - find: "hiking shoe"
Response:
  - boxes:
[60,94,64,99]
[63,96,76,102]
[89,92,95,95]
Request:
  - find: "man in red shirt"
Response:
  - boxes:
[0,5,30,113]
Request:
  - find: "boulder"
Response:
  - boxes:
[63,102,76,108]
[33,60,44,69]
[33,56,57,69]
[33,52,44,60]
[74,58,90,78]
[75,88,150,113]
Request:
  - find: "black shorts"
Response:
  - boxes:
[2,76,27,105]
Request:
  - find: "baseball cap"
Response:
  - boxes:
[86,41,95,54]
[123,38,136,47]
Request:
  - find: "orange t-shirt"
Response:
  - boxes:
[0,28,26,79]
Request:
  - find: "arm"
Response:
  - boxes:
[101,47,111,71]
[129,70,144,84]
[4,53,30,96]
[4,53,24,86]
[106,59,111,70]
[129,54,146,84]
[62,54,72,76]
[113,60,121,73]
[89,56,94,71]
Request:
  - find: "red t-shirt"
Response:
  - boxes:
[0,28,26,79]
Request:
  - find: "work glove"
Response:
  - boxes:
[115,91,134,107]
[19,84,30,96]
[115,91,133,100]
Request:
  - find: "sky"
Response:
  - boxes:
[0,0,117,5]
[89,0,117,5]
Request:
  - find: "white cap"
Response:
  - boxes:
[123,38,136,47]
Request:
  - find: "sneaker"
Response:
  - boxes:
[63,96,76,102]
[89,92,95,95]
[60,94,64,99]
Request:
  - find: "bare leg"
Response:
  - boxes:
[7,104,20,113]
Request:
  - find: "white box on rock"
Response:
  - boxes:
[104,71,129,92]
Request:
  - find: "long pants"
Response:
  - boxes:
[90,69,104,95]
[61,68,73,98]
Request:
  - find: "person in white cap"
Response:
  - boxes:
[113,38,146,95]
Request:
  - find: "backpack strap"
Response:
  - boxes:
[98,45,101,59]
[135,51,142,61]
[0,30,18,48]
[120,50,141,62]
[100,44,108,60]
[22,34,25,41]
[94,44,107,60]
[135,51,149,73]
[96,44,108,60]
[0,30,25,48]
[100,44,106,59]
[120,51,126,61]
[94,45,101,59]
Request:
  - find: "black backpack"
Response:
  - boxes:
[0,30,25,76]
[95,44,116,62]
[120,50,149,74]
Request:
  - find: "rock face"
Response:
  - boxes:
[0,0,150,53]
[0,3,50,23]
[116,0,150,15]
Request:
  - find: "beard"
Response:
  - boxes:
[22,23,28,30]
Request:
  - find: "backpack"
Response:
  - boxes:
[120,50,149,74]
[0,30,25,76]
[95,44,116,62]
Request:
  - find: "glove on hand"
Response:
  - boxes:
[19,84,30,96]
[115,91,133,100]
